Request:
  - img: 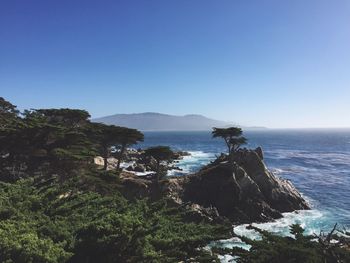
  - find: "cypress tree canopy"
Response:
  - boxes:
[212,127,247,154]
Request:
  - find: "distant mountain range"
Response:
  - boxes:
[93,112,265,131]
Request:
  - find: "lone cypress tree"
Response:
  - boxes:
[212,127,247,159]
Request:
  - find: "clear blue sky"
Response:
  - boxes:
[1,0,349,128]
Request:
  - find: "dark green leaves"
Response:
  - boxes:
[0,179,232,263]
[144,146,175,163]
[0,98,144,177]
[212,127,247,154]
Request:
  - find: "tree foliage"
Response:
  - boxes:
[144,146,176,181]
[0,98,144,179]
[212,127,247,156]
[87,123,144,170]
[0,97,20,129]
[0,178,231,263]
[0,107,96,181]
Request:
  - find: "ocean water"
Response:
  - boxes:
[139,129,350,242]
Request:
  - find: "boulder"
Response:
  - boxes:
[94,156,104,166]
[119,172,152,199]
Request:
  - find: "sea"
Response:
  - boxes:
[138,129,350,259]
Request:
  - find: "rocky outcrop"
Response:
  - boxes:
[119,147,309,224]
[161,147,309,224]
[119,172,153,199]
[232,148,309,213]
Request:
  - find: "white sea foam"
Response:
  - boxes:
[132,171,154,176]
[271,168,285,175]
[168,151,215,175]
[120,161,134,168]
[121,151,215,176]
[217,254,236,263]
[238,210,324,237]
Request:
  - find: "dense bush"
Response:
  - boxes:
[0,177,231,263]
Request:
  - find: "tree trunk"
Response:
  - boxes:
[228,153,234,166]
[103,156,108,170]
[225,138,231,155]
[156,160,160,183]
[103,147,108,171]
[116,143,126,170]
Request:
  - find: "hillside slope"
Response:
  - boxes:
[93,112,232,131]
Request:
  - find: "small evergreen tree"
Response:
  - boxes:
[88,123,124,170]
[144,146,175,182]
[114,127,144,170]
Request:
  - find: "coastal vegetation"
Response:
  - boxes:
[0,97,349,262]
[0,177,233,263]
[0,97,231,262]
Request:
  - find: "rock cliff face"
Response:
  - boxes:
[119,147,310,224]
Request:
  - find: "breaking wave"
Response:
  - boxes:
[168,151,215,176]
